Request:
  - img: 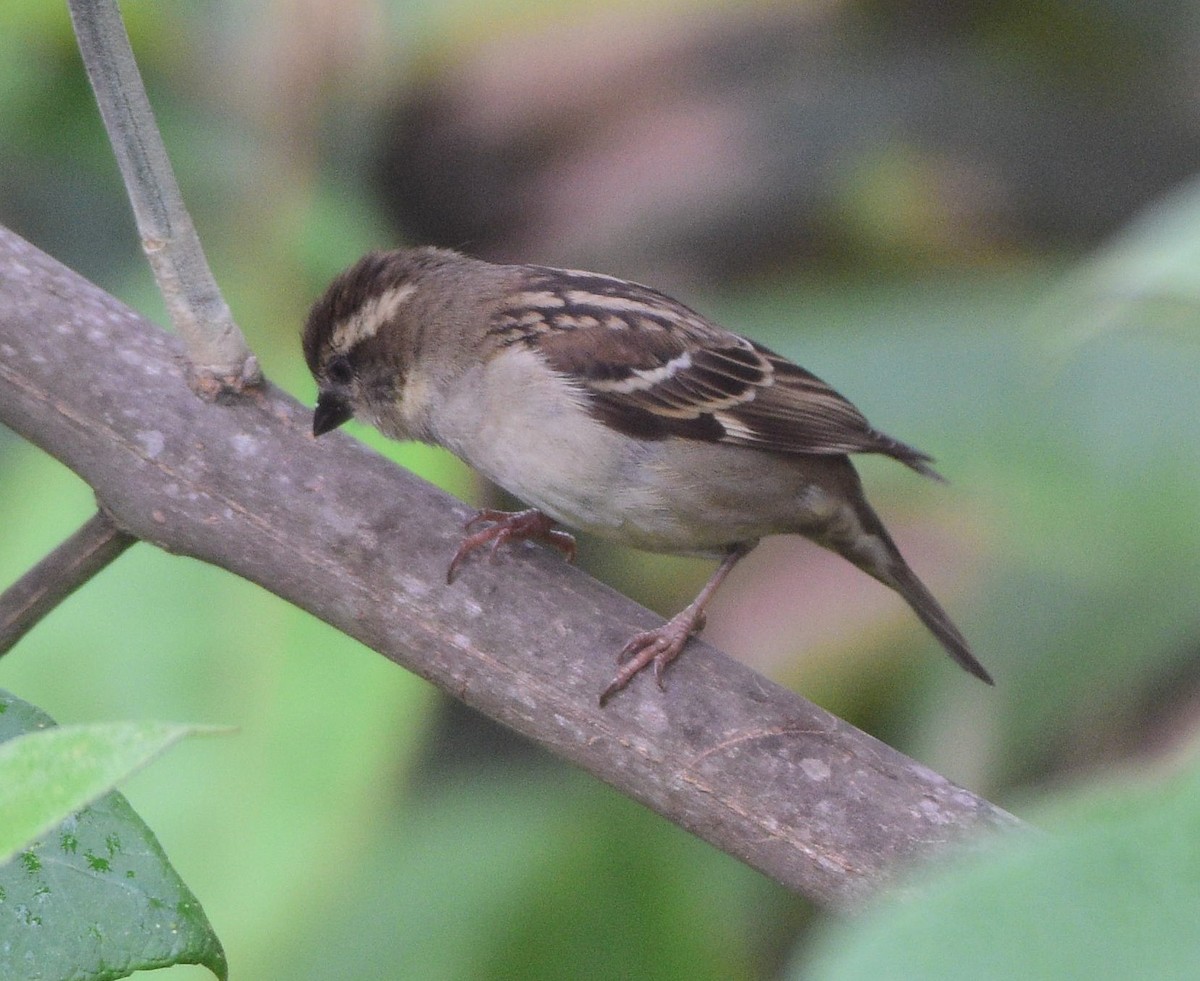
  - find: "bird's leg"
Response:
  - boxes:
[599,544,750,705]
[446,507,577,583]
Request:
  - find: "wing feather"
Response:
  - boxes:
[491,265,942,477]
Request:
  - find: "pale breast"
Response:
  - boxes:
[426,346,658,536]
[423,345,856,556]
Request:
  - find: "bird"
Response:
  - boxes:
[303,246,993,703]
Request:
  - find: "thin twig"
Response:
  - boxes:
[0,511,136,658]
[66,0,260,395]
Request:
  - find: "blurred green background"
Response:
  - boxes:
[3,1,1200,978]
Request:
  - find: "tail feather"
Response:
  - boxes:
[868,429,948,484]
[839,491,993,684]
[885,559,994,685]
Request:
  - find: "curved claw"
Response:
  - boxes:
[597,545,748,706]
[446,508,577,583]
[464,508,512,531]
[598,610,703,706]
[542,528,578,564]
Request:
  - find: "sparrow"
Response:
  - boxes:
[303,246,993,703]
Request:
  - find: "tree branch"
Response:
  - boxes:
[0,510,136,657]
[66,0,260,393]
[0,226,1022,910]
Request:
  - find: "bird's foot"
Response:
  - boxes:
[446,508,577,583]
[598,605,708,706]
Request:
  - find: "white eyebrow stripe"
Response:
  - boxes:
[331,282,418,351]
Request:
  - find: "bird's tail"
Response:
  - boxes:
[881,552,993,684]
[842,497,994,685]
[866,428,948,483]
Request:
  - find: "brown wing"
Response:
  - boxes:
[490,265,942,477]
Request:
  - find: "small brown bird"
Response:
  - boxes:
[303,247,992,703]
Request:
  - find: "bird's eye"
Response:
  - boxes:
[325,356,353,386]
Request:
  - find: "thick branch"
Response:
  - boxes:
[0,226,1022,910]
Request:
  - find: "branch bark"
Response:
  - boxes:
[0,226,1022,910]
[66,0,259,392]
[0,510,135,657]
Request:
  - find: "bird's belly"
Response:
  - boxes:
[460,426,811,555]
[458,417,683,547]
[429,348,850,555]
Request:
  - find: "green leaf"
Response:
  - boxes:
[0,691,228,981]
[1038,177,1200,356]
[798,759,1200,981]
[0,713,224,865]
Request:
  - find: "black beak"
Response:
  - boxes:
[312,391,353,436]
